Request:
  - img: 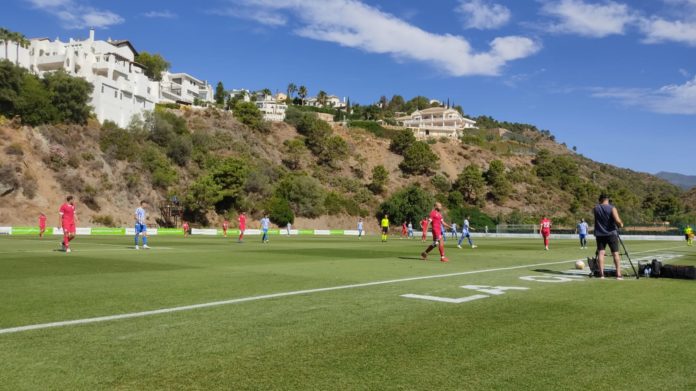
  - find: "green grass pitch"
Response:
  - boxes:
[1,234,695,390]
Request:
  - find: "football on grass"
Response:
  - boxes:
[575,260,586,270]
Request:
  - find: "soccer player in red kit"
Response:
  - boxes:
[182,221,190,237]
[222,219,229,237]
[401,221,408,239]
[421,202,451,262]
[39,213,47,238]
[58,196,76,252]
[420,218,429,242]
[540,216,552,250]
[238,212,247,243]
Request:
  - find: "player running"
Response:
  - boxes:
[539,216,552,250]
[134,200,150,250]
[457,216,477,249]
[182,221,190,238]
[222,219,230,237]
[260,214,270,243]
[577,219,589,249]
[58,195,77,253]
[238,212,247,243]
[380,214,389,242]
[357,218,364,239]
[38,213,47,238]
[685,226,694,246]
[421,202,451,263]
[420,218,429,242]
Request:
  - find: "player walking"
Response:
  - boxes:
[401,221,408,239]
[450,222,458,239]
[539,216,552,250]
[238,212,247,243]
[457,216,477,249]
[685,226,694,246]
[380,214,389,242]
[357,218,364,239]
[421,202,451,263]
[222,219,229,237]
[261,214,270,243]
[134,200,150,250]
[407,221,414,239]
[38,213,47,238]
[58,195,77,253]
[182,221,190,238]
[420,218,428,242]
[577,219,589,249]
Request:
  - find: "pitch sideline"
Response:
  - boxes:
[0,245,686,335]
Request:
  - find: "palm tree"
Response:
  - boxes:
[298,85,308,106]
[261,88,272,99]
[317,90,328,107]
[286,83,297,99]
[13,32,30,66]
[0,28,11,60]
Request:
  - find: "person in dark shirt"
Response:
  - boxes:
[593,194,624,279]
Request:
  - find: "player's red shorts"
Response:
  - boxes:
[39,224,46,230]
[62,223,76,234]
[432,231,443,242]
[541,230,550,237]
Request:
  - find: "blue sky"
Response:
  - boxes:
[3,0,696,175]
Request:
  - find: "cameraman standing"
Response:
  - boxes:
[593,194,624,279]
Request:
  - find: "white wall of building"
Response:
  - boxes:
[3,30,213,128]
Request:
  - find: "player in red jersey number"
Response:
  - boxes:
[58,196,77,252]
[421,202,452,263]
[540,216,552,250]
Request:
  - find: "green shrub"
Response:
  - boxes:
[274,174,325,218]
[377,185,433,226]
[92,215,116,227]
[389,130,416,155]
[5,143,23,156]
[234,101,265,131]
[399,141,439,175]
[268,197,294,226]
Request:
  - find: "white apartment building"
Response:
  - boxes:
[156,71,213,105]
[305,95,346,109]
[1,30,213,127]
[397,107,477,139]
[255,95,287,122]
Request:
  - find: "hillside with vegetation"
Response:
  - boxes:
[0,59,693,231]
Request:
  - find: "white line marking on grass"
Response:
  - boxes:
[0,245,686,335]
[0,247,175,255]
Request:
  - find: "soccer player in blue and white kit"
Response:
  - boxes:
[134,200,150,250]
[357,218,364,239]
[260,213,271,243]
[450,222,458,239]
[457,216,477,249]
[577,218,589,249]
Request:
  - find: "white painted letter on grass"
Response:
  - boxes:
[400,293,490,304]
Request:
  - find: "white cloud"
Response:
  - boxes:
[223,0,540,77]
[592,77,696,115]
[143,10,178,19]
[456,0,512,30]
[639,17,696,46]
[540,0,635,37]
[25,0,123,29]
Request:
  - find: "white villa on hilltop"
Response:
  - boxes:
[397,107,477,139]
[157,72,214,106]
[0,30,213,128]
[255,95,287,122]
[305,95,346,109]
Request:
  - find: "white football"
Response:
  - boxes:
[575,260,586,270]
